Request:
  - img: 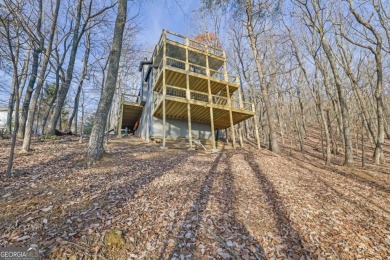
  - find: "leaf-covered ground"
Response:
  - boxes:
[0,135,389,259]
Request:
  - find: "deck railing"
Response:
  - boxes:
[151,30,240,86]
[190,89,209,102]
[153,85,255,113]
[166,85,186,98]
[156,55,237,84]
[166,57,185,70]
[212,95,228,106]
[122,93,141,105]
[210,69,225,81]
[153,87,163,109]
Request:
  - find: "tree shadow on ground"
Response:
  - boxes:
[244,152,311,258]
[0,147,193,258]
[291,160,390,216]
[287,155,390,193]
[164,151,222,258]
[222,151,266,258]
[167,150,266,259]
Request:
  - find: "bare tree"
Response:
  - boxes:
[0,8,23,177]
[293,0,354,166]
[46,0,116,134]
[22,0,61,152]
[244,0,281,153]
[68,29,91,132]
[340,0,385,164]
[86,0,127,164]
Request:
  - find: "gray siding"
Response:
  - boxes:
[150,117,211,139]
[136,65,213,141]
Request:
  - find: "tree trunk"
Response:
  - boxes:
[18,0,43,139]
[68,30,90,131]
[79,90,85,143]
[6,51,30,134]
[245,0,280,153]
[6,71,17,134]
[337,41,376,143]
[4,24,21,177]
[321,38,354,166]
[87,0,127,164]
[373,58,385,164]
[22,0,60,152]
[46,0,84,134]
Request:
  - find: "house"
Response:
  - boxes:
[0,107,8,129]
[117,30,260,151]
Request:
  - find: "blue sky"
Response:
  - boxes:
[0,0,202,109]
[136,0,200,49]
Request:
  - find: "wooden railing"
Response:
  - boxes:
[190,89,209,102]
[166,57,185,70]
[212,95,228,106]
[161,56,237,83]
[166,85,186,98]
[153,85,255,113]
[209,69,225,81]
[151,30,240,85]
[123,93,141,105]
[153,87,163,109]
[153,59,164,85]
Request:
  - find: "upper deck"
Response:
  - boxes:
[152,30,239,91]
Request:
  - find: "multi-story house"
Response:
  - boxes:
[117,30,259,151]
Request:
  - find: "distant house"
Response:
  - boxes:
[0,107,8,128]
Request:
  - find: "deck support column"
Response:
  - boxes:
[210,107,217,152]
[187,103,193,150]
[162,97,166,148]
[186,74,193,150]
[239,125,243,148]
[254,115,261,150]
[207,75,217,152]
[226,84,235,149]
[225,128,229,144]
[117,96,123,138]
[161,39,167,149]
[229,110,236,149]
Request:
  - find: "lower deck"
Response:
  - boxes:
[153,98,254,129]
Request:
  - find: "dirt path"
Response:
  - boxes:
[1,136,389,259]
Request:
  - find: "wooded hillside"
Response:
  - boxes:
[1,0,389,258]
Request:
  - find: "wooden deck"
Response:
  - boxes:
[120,30,261,150]
[153,95,254,129]
[118,94,144,133]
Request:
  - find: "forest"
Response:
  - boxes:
[0,0,389,258]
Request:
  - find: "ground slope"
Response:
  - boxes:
[0,136,389,259]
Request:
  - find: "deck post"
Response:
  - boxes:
[229,110,236,149]
[238,85,243,109]
[185,38,189,71]
[161,39,167,149]
[162,86,166,149]
[226,84,236,148]
[117,95,123,138]
[239,125,243,148]
[206,50,217,152]
[186,73,193,149]
[223,51,228,82]
[206,46,210,77]
[187,103,193,150]
[209,107,217,152]
[225,128,229,144]
[254,114,261,150]
[208,78,217,152]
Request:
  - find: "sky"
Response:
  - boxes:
[136,0,201,52]
[0,0,202,109]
